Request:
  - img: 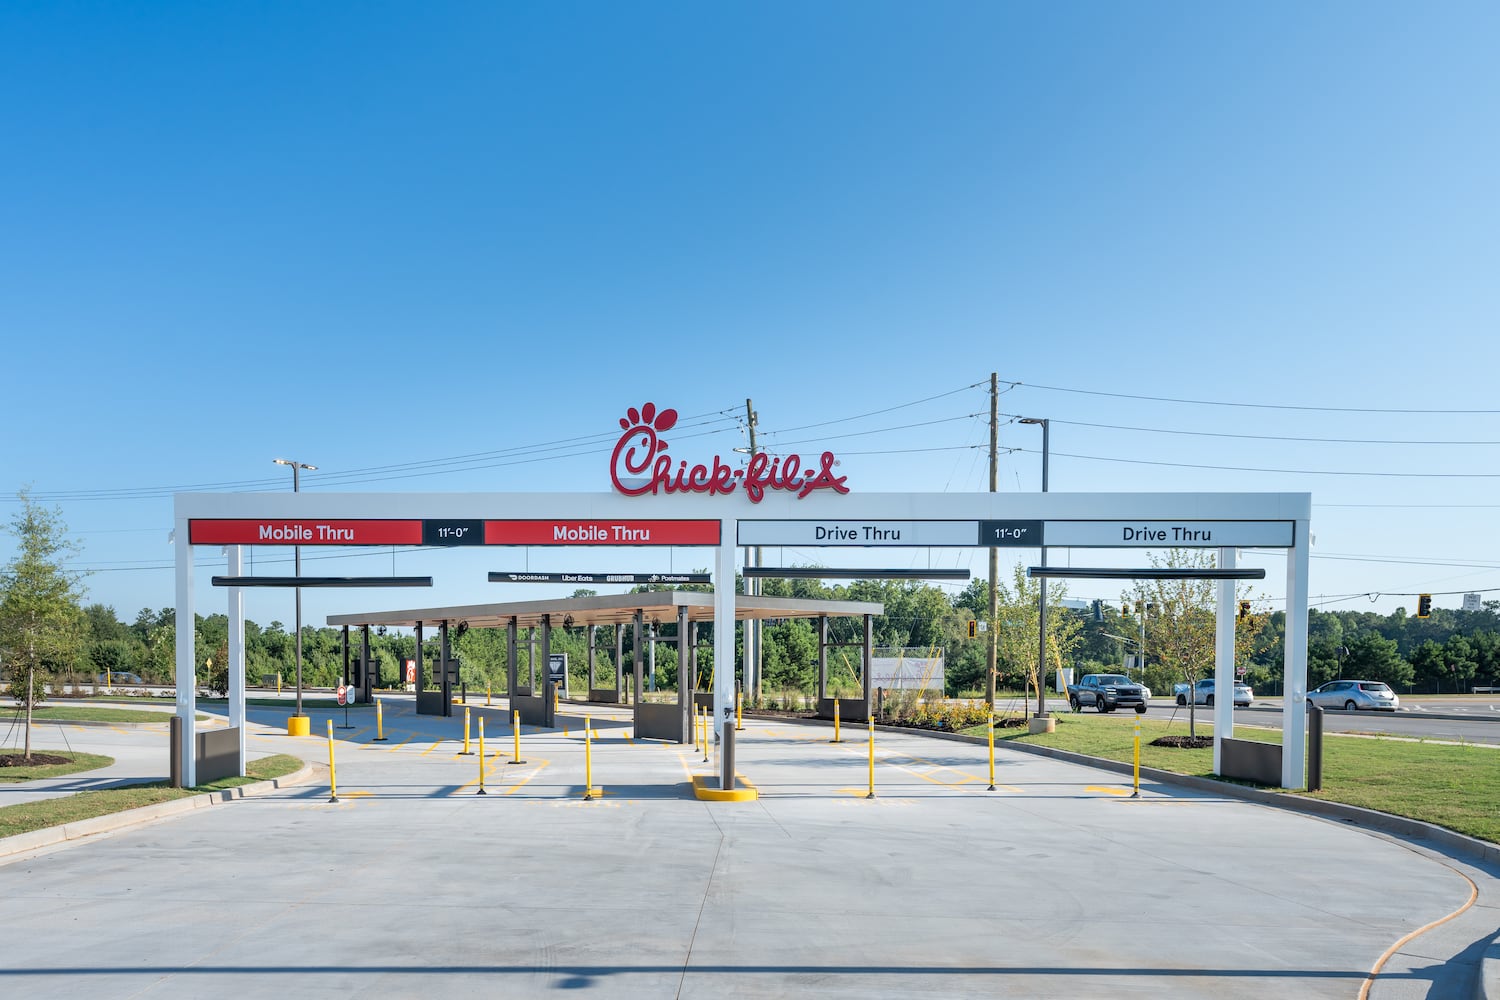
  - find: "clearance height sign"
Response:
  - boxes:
[188,519,722,547]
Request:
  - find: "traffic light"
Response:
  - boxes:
[967,620,978,638]
[1238,600,1250,620]
[1417,594,1433,618]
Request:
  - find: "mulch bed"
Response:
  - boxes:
[0,752,71,767]
[1150,736,1214,749]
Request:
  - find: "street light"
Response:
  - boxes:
[274,458,317,730]
[1336,644,1349,681]
[1018,417,1049,719]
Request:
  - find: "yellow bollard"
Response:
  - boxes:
[583,718,600,800]
[486,685,492,707]
[374,698,387,741]
[277,673,282,695]
[326,720,339,803]
[865,715,876,799]
[831,697,842,743]
[987,711,996,791]
[477,717,487,795]
[701,706,710,763]
[510,710,527,764]
[735,689,744,731]
[461,707,474,755]
[1132,716,1141,797]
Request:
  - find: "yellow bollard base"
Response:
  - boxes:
[1027,716,1057,735]
[691,775,758,802]
[287,715,310,737]
[582,786,605,800]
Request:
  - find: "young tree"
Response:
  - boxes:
[1123,550,1265,737]
[994,563,1082,716]
[0,491,87,761]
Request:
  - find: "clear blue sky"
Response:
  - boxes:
[2,2,1497,628]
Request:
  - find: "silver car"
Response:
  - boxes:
[1175,678,1253,707]
[1308,679,1399,712]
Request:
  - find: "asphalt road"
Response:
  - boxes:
[1123,698,1500,745]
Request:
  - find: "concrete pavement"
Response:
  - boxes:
[0,697,1494,998]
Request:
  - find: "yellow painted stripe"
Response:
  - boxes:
[503,759,549,796]
[1359,867,1478,1000]
[419,740,444,757]
[1087,785,1130,796]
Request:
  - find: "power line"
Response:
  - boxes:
[1019,447,1500,478]
[1003,379,1500,414]
[1001,414,1500,446]
[760,382,985,437]
[767,412,985,448]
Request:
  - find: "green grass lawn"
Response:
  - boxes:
[15,707,209,724]
[198,698,346,709]
[963,713,1500,844]
[0,754,305,839]
[0,750,115,782]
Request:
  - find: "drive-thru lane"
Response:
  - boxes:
[0,700,1494,999]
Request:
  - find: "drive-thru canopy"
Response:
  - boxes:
[326,590,884,741]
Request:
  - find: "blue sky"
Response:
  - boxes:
[2,2,1497,628]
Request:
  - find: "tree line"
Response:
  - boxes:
[5,492,1498,711]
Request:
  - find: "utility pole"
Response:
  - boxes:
[987,373,998,709]
[744,398,762,702]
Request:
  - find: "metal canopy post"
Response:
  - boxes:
[174,513,196,787]
[587,625,597,691]
[863,614,873,711]
[361,625,371,703]
[1213,548,1236,774]
[440,621,451,716]
[633,610,644,706]
[342,625,350,691]
[541,614,553,728]
[507,617,518,696]
[677,605,690,743]
[817,616,829,700]
[227,545,246,776]
[1283,522,1311,788]
[414,622,424,694]
[615,625,625,702]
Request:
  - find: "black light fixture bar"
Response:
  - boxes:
[211,576,434,588]
[488,572,712,585]
[1026,567,1265,581]
[743,567,971,581]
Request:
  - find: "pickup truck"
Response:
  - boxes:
[1069,673,1149,714]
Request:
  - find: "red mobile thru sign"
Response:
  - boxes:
[485,520,721,546]
[189,519,423,546]
[609,402,848,502]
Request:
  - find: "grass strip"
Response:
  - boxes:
[0,754,304,839]
[17,707,210,724]
[962,713,1500,844]
[0,750,115,783]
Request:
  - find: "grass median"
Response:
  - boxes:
[963,712,1500,844]
[19,706,210,724]
[0,751,115,782]
[0,754,305,840]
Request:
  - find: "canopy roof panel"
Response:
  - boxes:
[326,590,884,630]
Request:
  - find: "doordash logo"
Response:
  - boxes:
[609,402,849,503]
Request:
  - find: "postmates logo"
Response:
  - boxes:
[609,402,848,503]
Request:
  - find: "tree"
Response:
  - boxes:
[0,491,87,761]
[1123,550,1265,737]
[994,563,1081,716]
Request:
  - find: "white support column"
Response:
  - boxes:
[1212,547,1236,774]
[713,524,735,738]
[174,516,196,787]
[1282,520,1311,788]
[227,545,246,776]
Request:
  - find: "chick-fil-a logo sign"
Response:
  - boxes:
[610,402,849,502]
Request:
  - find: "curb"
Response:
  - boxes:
[0,761,317,863]
[1477,938,1500,1000]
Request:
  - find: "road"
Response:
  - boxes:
[1130,698,1500,745]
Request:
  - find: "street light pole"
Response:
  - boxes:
[1019,417,1049,719]
[1336,644,1348,681]
[274,458,317,729]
